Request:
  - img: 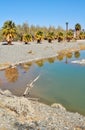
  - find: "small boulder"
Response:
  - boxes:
[3,90,12,97]
[51,103,66,111]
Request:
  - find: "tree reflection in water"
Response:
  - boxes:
[35,59,44,67]
[5,67,19,82]
[65,52,73,64]
[57,54,64,61]
[66,52,73,59]
[47,57,55,63]
[21,62,32,72]
[74,51,80,58]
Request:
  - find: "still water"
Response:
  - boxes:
[0,50,85,115]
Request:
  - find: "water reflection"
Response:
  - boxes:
[65,52,73,64]
[5,67,19,82]
[20,62,32,72]
[35,59,44,67]
[66,52,73,59]
[3,51,81,83]
[57,54,64,61]
[56,51,80,64]
[74,51,80,58]
[47,57,56,63]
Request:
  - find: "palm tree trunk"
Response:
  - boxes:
[37,39,41,43]
[48,39,52,43]
[6,35,12,45]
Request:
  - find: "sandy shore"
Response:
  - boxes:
[0,40,85,70]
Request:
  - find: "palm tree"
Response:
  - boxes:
[79,32,85,39]
[75,23,81,39]
[23,33,32,44]
[57,32,64,42]
[66,30,73,42]
[47,32,55,43]
[2,20,17,44]
[35,31,43,43]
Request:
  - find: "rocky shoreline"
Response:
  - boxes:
[0,89,85,130]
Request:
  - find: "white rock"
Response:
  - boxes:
[51,103,66,111]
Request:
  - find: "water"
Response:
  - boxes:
[0,50,85,115]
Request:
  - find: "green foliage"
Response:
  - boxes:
[2,21,16,36]
[47,32,55,43]
[0,20,84,43]
[75,23,81,39]
[75,23,81,31]
[2,20,17,44]
[66,30,73,42]
[35,31,44,43]
[0,29,4,42]
[57,32,64,42]
[23,33,32,44]
[79,32,85,39]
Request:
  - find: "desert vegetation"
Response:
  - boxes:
[0,20,85,44]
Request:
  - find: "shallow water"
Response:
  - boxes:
[0,50,85,115]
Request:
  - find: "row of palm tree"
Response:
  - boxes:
[0,20,84,45]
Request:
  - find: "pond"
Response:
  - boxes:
[0,50,85,115]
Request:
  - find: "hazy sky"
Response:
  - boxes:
[0,0,85,29]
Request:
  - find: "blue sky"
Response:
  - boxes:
[0,0,85,29]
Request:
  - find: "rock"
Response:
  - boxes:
[4,97,34,116]
[3,90,12,97]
